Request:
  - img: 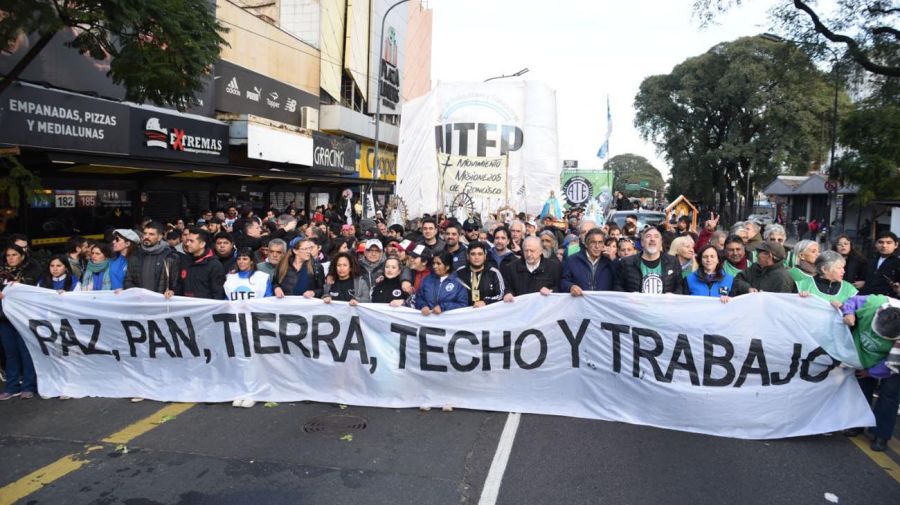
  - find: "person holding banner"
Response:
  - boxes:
[273,238,325,299]
[224,249,273,301]
[80,242,118,291]
[0,244,38,400]
[322,252,369,305]
[615,227,683,294]
[731,242,796,295]
[503,237,561,300]
[563,228,618,296]
[371,258,410,307]
[415,250,469,315]
[796,251,857,304]
[124,221,179,297]
[178,228,226,300]
[456,241,506,308]
[686,245,733,301]
[37,255,80,293]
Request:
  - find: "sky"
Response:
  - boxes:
[429,0,777,179]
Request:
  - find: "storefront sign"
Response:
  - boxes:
[130,107,229,163]
[214,60,318,126]
[77,190,97,208]
[358,142,397,181]
[0,82,129,155]
[99,190,131,208]
[368,1,407,114]
[312,131,356,173]
[54,190,76,208]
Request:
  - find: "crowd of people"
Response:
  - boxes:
[0,203,898,450]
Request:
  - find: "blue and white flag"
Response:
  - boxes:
[596,95,612,159]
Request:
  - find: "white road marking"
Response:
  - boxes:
[478,412,521,505]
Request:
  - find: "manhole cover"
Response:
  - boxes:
[302,415,368,434]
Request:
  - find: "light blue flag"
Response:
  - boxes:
[596,95,612,159]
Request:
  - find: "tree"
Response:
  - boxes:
[833,104,900,234]
[634,36,842,222]
[0,155,42,234]
[0,0,227,109]
[604,154,665,200]
[693,1,899,100]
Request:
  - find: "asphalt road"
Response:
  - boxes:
[0,398,897,505]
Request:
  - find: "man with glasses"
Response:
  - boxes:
[562,228,617,296]
[614,227,683,294]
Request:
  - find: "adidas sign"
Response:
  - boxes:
[226,77,240,96]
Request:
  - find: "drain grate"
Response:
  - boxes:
[302,415,368,434]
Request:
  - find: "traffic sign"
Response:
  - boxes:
[824,180,839,192]
[625,183,640,191]
[640,180,649,188]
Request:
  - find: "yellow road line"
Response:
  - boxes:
[102,403,194,445]
[0,403,194,505]
[0,455,89,505]
[848,435,900,484]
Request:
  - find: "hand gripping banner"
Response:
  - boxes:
[2,284,874,439]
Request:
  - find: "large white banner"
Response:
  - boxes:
[2,285,873,440]
[398,81,560,217]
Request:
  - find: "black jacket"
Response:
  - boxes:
[272,260,325,297]
[455,265,506,305]
[731,262,796,295]
[178,248,226,300]
[503,256,562,296]
[860,254,900,297]
[371,276,409,303]
[842,253,867,284]
[124,246,180,293]
[614,254,684,294]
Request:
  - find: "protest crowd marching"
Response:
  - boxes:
[1,198,899,451]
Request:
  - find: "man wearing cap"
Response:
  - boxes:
[358,238,386,300]
[731,241,796,295]
[404,243,432,294]
[124,221,179,297]
[462,218,481,245]
[214,232,237,273]
[110,228,139,291]
[444,223,468,270]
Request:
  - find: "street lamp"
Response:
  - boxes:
[484,67,530,82]
[372,0,410,212]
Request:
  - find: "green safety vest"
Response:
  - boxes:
[789,267,814,284]
[723,261,744,277]
[853,295,896,369]
[794,276,857,304]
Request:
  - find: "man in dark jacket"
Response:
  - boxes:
[124,221,180,297]
[731,241,796,295]
[456,241,505,307]
[562,228,617,295]
[614,227,683,294]
[214,232,237,273]
[179,227,226,300]
[503,236,561,300]
[859,231,900,298]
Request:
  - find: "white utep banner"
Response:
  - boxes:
[398,81,560,217]
[3,284,873,439]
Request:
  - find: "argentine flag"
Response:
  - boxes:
[596,95,612,159]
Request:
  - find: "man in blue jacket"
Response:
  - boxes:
[561,228,617,296]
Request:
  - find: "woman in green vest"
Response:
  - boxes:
[797,250,858,303]
[789,239,819,283]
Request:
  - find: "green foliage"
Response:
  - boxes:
[0,0,227,109]
[693,0,900,101]
[0,156,42,209]
[834,104,900,206]
[634,36,841,215]
[604,154,665,198]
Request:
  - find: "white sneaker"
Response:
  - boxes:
[130,397,144,403]
[241,399,256,408]
[442,405,454,412]
[232,399,243,408]
[419,406,431,411]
